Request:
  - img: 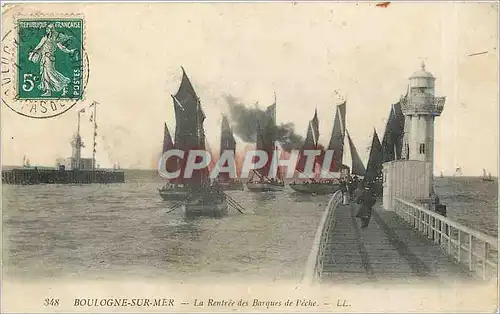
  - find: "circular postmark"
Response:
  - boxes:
[1,17,90,119]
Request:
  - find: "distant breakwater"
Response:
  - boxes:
[2,168,125,185]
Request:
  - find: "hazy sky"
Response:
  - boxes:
[2,2,498,176]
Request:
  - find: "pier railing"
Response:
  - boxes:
[303,190,342,284]
[394,198,498,280]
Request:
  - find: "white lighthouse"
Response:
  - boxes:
[401,61,445,166]
[382,62,446,210]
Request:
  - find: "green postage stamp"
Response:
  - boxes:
[1,15,88,119]
[17,19,84,100]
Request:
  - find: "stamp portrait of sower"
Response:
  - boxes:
[28,23,75,97]
[17,19,84,101]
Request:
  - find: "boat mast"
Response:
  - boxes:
[272,92,280,180]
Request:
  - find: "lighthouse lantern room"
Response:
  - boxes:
[382,62,446,211]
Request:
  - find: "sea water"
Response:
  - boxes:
[2,170,497,281]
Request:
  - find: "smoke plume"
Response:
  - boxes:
[225,95,304,152]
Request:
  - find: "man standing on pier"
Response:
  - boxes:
[355,185,376,228]
[340,179,349,205]
[428,189,440,211]
[349,176,359,199]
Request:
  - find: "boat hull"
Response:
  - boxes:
[289,182,340,194]
[219,181,245,191]
[159,189,188,201]
[246,182,285,192]
[183,199,229,218]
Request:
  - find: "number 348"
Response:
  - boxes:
[44,298,60,306]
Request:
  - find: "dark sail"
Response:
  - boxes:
[381,106,396,162]
[172,67,209,187]
[296,108,324,176]
[220,115,236,152]
[266,101,276,128]
[264,102,277,154]
[162,122,174,153]
[162,122,181,181]
[364,130,384,183]
[382,101,405,162]
[327,102,346,170]
[295,121,316,173]
[311,109,320,145]
[254,102,277,179]
[218,115,237,182]
[346,130,366,176]
[310,109,326,173]
[255,122,265,151]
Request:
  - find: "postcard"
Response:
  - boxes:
[1,1,498,313]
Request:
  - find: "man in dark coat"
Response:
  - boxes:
[349,176,359,199]
[340,179,349,205]
[355,185,376,228]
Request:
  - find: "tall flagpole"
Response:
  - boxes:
[90,101,98,171]
[75,108,85,170]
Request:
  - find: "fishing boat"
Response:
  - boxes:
[289,102,366,194]
[182,183,229,218]
[246,94,285,192]
[482,169,494,182]
[216,115,244,191]
[159,185,189,201]
[158,123,189,201]
[219,181,244,191]
[164,67,228,217]
[289,180,341,194]
[246,179,284,192]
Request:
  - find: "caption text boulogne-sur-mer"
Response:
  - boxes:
[73,298,175,307]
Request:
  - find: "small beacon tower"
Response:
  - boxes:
[71,110,85,170]
[382,62,446,210]
[401,61,445,168]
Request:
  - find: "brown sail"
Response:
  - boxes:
[364,129,384,185]
[346,130,366,176]
[328,101,346,167]
[162,122,182,182]
[295,122,316,174]
[382,101,405,162]
[160,67,228,217]
[218,115,236,182]
[172,67,209,188]
[295,109,322,176]
[247,95,285,191]
[252,102,277,180]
